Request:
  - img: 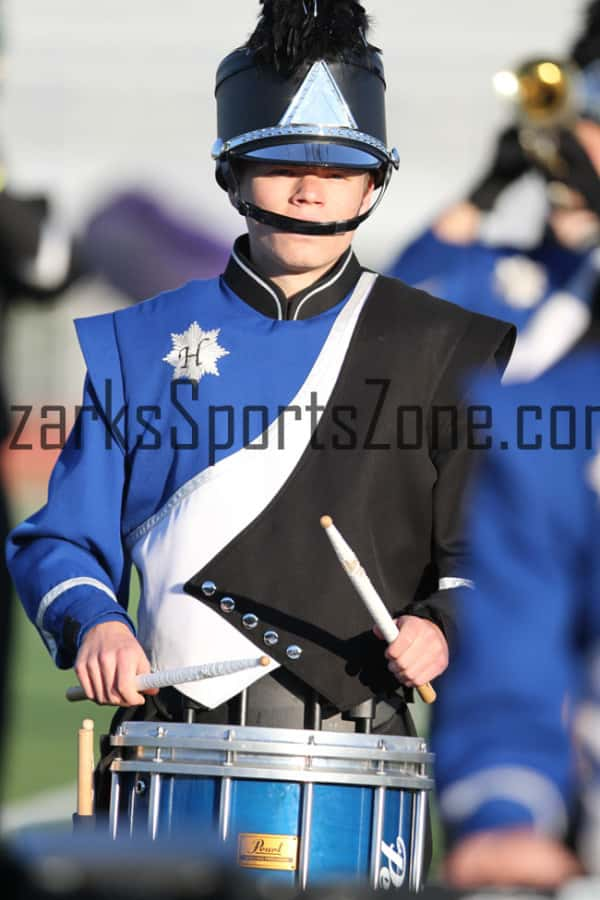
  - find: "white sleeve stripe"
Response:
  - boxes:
[38,630,58,661]
[36,577,118,661]
[439,765,568,836]
[438,577,474,591]
[502,292,591,385]
[37,577,118,629]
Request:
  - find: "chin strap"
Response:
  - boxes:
[219,160,393,235]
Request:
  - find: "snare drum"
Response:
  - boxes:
[108,722,433,891]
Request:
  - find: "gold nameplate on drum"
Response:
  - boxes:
[238,833,298,871]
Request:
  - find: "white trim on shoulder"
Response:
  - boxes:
[439,765,568,836]
[36,577,118,660]
[438,577,474,591]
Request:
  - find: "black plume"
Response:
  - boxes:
[246,1,377,74]
[571,1,600,68]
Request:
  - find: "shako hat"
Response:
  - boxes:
[211,0,399,235]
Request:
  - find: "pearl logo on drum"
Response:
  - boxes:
[238,832,298,871]
[379,836,407,889]
[251,838,283,854]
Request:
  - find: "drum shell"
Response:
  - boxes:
[108,722,433,890]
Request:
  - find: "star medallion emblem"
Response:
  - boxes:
[163,321,229,384]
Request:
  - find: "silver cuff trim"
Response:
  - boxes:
[37,577,118,660]
[438,577,474,591]
[439,765,568,836]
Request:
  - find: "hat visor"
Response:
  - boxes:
[237,141,383,170]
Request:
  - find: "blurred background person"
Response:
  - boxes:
[0,0,79,758]
[576,640,600,877]
[388,1,600,385]
[0,186,76,776]
[80,191,229,303]
[431,337,600,889]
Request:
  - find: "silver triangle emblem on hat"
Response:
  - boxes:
[278,61,358,129]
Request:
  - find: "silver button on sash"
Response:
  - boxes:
[242,613,259,630]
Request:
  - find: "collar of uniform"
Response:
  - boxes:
[223,234,363,321]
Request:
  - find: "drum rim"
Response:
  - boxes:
[112,732,433,763]
[110,758,435,790]
[111,721,432,755]
[109,721,434,789]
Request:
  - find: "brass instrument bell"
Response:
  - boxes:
[493,58,578,179]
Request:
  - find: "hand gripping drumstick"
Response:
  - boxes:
[66,656,271,703]
[320,516,437,704]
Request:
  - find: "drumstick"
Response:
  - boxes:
[77,718,94,817]
[320,516,437,704]
[66,655,271,703]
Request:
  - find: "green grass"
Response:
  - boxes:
[2,489,119,806]
[2,503,140,807]
[2,599,116,804]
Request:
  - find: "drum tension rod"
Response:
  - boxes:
[238,689,248,727]
[304,692,322,731]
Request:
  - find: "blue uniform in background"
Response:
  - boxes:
[389,226,600,381]
[432,349,600,842]
[389,228,582,325]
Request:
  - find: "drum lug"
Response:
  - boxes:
[134,778,147,796]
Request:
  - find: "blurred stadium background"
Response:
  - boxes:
[0,0,580,830]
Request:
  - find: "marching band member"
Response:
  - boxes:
[0,182,77,745]
[432,343,600,889]
[7,0,513,803]
[389,1,600,384]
